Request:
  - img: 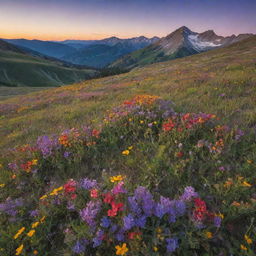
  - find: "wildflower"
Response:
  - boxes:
[242,181,252,187]
[100,216,111,228]
[80,201,101,227]
[27,229,36,237]
[15,244,24,255]
[31,159,38,165]
[240,244,248,250]
[247,160,252,164]
[39,195,47,200]
[112,181,127,195]
[166,238,179,252]
[128,146,133,150]
[214,216,222,227]
[180,186,198,201]
[93,230,104,247]
[162,119,175,132]
[31,222,40,228]
[205,231,213,239]
[123,214,135,231]
[176,151,183,158]
[122,150,130,155]
[103,192,115,204]
[64,179,76,193]
[0,184,5,188]
[33,250,38,255]
[244,235,252,244]
[128,231,141,239]
[231,201,241,207]
[153,246,158,252]
[110,175,124,183]
[90,189,99,198]
[115,243,128,255]
[140,120,144,124]
[12,174,17,179]
[14,227,25,239]
[72,239,88,254]
[40,216,46,223]
[80,178,97,190]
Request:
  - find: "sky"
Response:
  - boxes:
[0,0,255,41]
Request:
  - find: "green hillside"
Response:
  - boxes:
[0,45,97,87]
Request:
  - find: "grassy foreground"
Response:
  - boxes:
[0,95,255,255]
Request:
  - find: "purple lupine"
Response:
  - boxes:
[80,178,98,190]
[174,200,186,216]
[235,129,244,140]
[100,217,111,228]
[36,135,59,158]
[128,196,142,216]
[166,238,179,252]
[116,229,125,242]
[64,151,71,158]
[214,216,222,228]
[72,239,88,254]
[134,186,155,216]
[180,186,198,201]
[123,214,135,231]
[135,215,147,228]
[0,198,23,217]
[80,201,101,227]
[154,196,172,218]
[29,209,39,217]
[92,229,104,248]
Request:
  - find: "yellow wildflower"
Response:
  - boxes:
[39,195,47,200]
[247,160,252,164]
[128,118,132,122]
[0,163,2,168]
[244,235,252,244]
[128,146,133,150]
[122,150,130,155]
[12,174,17,179]
[153,246,158,252]
[205,231,213,239]
[140,120,144,124]
[242,181,252,187]
[33,250,38,255]
[31,159,38,165]
[153,121,157,125]
[0,184,5,188]
[27,229,36,237]
[31,222,40,228]
[40,216,46,223]
[15,244,24,255]
[156,228,162,233]
[115,243,128,255]
[110,175,124,183]
[240,244,248,250]
[14,227,25,239]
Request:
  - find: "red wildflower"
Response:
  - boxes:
[128,232,142,239]
[64,179,77,194]
[103,192,115,204]
[193,198,208,222]
[92,129,100,138]
[162,119,175,132]
[176,151,183,158]
[90,189,99,198]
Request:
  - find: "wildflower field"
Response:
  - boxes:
[0,37,256,255]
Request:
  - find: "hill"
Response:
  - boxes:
[4,38,76,59]
[110,26,253,70]
[0,35,255,152]
[0,40,98,87]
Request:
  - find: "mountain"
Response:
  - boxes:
[0,40,97,87]
[61,36,160,68]
[110,26,254,70]
[3,39,76,59]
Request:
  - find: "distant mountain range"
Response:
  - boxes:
[0,40,97,87]
[110,26,254,69]
[4,36,159,68]
[1,27,254,75]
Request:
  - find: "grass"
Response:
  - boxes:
[0,49,97,87]
[1,36,255,155]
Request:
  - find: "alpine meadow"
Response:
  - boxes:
[0,0,256,255]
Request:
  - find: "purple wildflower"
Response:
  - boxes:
[180,186,198,201]
[123,214,135,231]
[80,178,98,190]
[135,215,147,228]
[166,238,179,252]
[93,229,104,248]
[36,135,59,158]
[100,217,111,228]
[214,216,222,228]
[80,201,101,227]
[64,151,71,158]
[72,239,87,254]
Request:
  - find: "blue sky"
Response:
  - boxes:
[0,0,255,40]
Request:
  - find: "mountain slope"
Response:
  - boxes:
[0,41,97,87]
[4,39,76,59]
[1,35,255,152]
[110,26,254,70]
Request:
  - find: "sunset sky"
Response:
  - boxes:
[0,0,255,41]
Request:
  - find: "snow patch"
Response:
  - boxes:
[188,34,222,51]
